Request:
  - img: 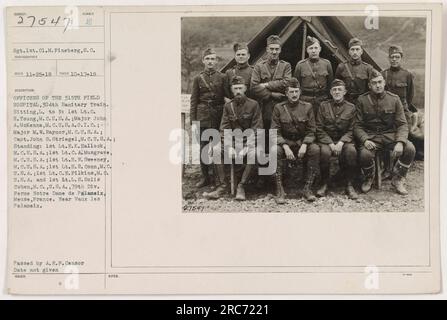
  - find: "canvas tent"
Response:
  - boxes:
[221,16,381,74]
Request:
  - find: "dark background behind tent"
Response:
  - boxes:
[181,16,426,109]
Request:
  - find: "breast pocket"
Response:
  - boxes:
[316,70,329,88]
[240,113,253,129]
[393,81,408,98]
[337,114,354,131]
[381,106,396,126]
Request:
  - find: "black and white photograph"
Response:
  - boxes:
[181,15,426,213]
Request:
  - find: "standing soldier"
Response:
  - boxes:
[335,37,375,104]
[224,42,253,101]
[294,36,334,114]
[204,76,263,200]
[316,79,358,199]
[270,78,320,203]
[190,47,225,188]
[251,35,292,132]
[354,70,416,195]
[381,45,415,120]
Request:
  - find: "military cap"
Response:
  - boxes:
[368,69,383,82]
[231,76,245,86]
[233,42,249,52]
[305,36,320,48]
[266,35,281,46]
[349,37,363,48]
[330,79,346,89]
[389,45,403,57]
[202,47,216,59]
[287,77,300,89]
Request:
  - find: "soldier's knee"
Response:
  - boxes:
[359,148,374,166]
[404,141,416,156]
[307,143,320,155]
[307,143,320,161]
[320,145,331,164]
[343,144,358,165]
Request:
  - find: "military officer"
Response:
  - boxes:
[294,36,334,114]
[190,47,225,188]
[250,35,292,132]
[335,38,375,104]
[270,77,320,203]
[204,76,263,201]
[224,42,253,100]
[354,70,416,195]
[316,79,358,199]
[381,45,415,120]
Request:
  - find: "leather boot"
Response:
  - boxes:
[235,183,246,201]
[274,173,286,204]
[203,184,227,200]
[346,181,359,199]
[302,168,317,202]
[195,164,210,188]
[361,163,375,193]
[391,160,410,195]
[316,166,329,197]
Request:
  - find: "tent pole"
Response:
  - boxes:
[301,22,307,60]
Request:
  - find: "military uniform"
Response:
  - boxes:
[354,89,415,194]
[316,97,357,197]
[251,59,291,129]
[335,59,374,103]
[294,57,334,113]
[190,50,226,187]
[382,67,414,117]
[224,62,253,99]
[270,96,320,202]
[204,77,263,200]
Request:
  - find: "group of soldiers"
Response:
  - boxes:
[189,34,423,204]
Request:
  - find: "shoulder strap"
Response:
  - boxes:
[200,74,213,92]
[230,102,237,117]
[282,104,299,131]
[344,62,354,80]
[306,60,322,89]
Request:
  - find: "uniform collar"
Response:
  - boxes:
[349,58,362,66]
[204,68,216,75]
[268,58,278,66]
[233,95,247,105]
[309,57,320,63]
[390,66,401,71]
[236,62,249,69]
[288,100,299,107]
[333,99,345,106]
[371,91,386,100]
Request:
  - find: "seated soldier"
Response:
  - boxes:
[203,76,263,201]
[270,77,320,203]
[354,70,416,195]
[316,79,358,199]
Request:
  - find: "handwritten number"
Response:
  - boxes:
[51,16,61,26]
[63,17,72,33]
[17,16,24,25]
[38,17,47,26]
[26,15,36,27]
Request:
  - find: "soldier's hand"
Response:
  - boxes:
[283,145,296,161]
[334,141,344,156]
[271,92,285,100]
[392,142,404,158]
[329,143,336,155]
[298,144,307,159]
[364,140,376,151]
